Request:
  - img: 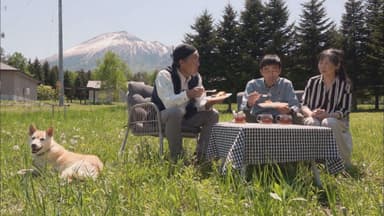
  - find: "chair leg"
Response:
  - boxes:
[159,134,164,156]
[119,127,130,156]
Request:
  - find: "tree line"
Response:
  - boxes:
[3,51,140,102]
[2,0,383,109]
[184,0,383,110]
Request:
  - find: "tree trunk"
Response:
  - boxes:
[226,102,232,113]
[374,94,379,110]
[352,89,358,111]
[373,85,382,110]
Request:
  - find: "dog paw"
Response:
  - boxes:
[17,168,39,176]
[17,169,34,175]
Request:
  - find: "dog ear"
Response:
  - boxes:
[29,124,37,136]
[46,127,54,137]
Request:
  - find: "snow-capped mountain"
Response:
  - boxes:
[45,31,173,73]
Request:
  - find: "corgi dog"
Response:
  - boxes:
[28,124,103,182]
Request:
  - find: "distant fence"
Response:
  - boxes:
[0,101,70,118]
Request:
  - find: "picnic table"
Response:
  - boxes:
[206,122,344,186]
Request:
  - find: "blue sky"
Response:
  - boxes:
[1,0,346,60]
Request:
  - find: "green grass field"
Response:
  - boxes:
[1,102,383,215]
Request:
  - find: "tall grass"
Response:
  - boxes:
[0,102,383,215]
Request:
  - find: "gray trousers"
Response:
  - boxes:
[161,107,219,161]
[304,117,353,167]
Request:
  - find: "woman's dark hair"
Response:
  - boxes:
[319,48,350,83]
[259,54,281,69]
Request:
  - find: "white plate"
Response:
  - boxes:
[258,102,288,108]
[206,93,232,102]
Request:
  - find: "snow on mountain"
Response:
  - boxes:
[45,31,172,73]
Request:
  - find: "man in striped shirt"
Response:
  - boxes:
[301,48,353,167]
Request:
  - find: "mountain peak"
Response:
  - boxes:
[45,31,172,73]
[84,31,143,44]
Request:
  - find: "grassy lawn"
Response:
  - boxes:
[0,102,383,215]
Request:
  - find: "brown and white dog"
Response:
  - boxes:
[28,124,103,182]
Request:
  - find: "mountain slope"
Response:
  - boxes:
[45,31,172,72]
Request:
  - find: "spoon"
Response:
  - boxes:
[205,89,217,93]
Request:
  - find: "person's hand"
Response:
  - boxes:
[247,92,261,107]
[205,97,225,107]
[311,108,329,120]
[186,86,204,99]
[276,104,290,114]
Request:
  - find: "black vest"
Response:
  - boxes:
[152,66,199,119]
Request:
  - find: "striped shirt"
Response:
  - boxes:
[302,75,352,120]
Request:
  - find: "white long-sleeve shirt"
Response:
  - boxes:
[154,69,208,112]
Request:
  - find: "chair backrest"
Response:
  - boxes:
[294,90,304,103]
[236,92,245,111]
[121,82,199,156]
[127,81,154,109]
[129,102,161,135]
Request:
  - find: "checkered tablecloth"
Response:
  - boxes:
[207,122,344,174]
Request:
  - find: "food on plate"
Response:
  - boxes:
[265,100,272,103]
[213,91,226,97]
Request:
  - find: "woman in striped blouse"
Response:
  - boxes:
[301,48,353,167]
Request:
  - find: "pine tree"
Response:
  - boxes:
[184,10,218,87]
[47,66,58,87]
[240,0,266,60]
[237,0,265,79]
[294,0,336,88]
[75,70,89,102]
[216,4,243,110]
[364,0,384,109]
[263,0,297,85]
[28,58,43,82]
[64,71,71,94]
[263,0,295,56]
[42,61,50,85]
[64,71,77,102]
[341,0,367,110]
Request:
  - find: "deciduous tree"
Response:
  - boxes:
[7,52,29,74]
[93,51,130,101]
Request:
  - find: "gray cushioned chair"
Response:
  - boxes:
[119,81,200,156]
